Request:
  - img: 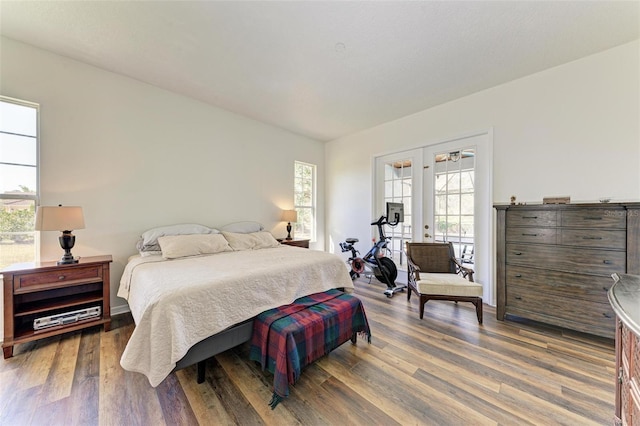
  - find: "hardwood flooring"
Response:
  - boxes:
[0,277,616,425]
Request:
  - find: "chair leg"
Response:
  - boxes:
[407,284,412,301]
[419,296,427,319]
[474,298,483,324]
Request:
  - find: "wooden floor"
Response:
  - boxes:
[0,277,616,425]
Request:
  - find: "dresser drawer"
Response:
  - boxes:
[561,208,626,228]
[560,228,626,249]
[505,265,611,303]
[13,265,103,293]
[506,284,615,334]
[506,227,557,244]
[506,243,626,275]
[507,210,557,227]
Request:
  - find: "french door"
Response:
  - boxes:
[375,131,493,303]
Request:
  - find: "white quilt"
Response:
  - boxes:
[117,246,354,386]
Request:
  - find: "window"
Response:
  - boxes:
[0,97,39,270]
[293,161,316,241]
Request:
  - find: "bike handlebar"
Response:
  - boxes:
[370,215,386,226]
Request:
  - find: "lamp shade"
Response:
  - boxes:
[35,206,85,231]
[281,209,298,223]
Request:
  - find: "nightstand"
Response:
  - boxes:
[2,255,112,359]
[279,238,310,249]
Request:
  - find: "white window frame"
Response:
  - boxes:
[0,96,40,267]
[294,161,316,242]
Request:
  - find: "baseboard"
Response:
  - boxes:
[111,304,131,316]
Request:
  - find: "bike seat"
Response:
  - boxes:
[345,238,359,244]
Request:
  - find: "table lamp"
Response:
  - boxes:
[35,205,85,264]
[281,210,297,240]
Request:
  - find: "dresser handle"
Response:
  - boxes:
[584,216,602,220]
[522,216,538,219]
[513,252,522,255]
[582,236,603,240]
[515,296,522,300]
[602,286,609,291]
[58,275,66,280]
[514,274,522,278]
[603,260,611,264]
[602,313,611,318]
[522,233,538,236]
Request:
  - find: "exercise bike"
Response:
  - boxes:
[340,208,407,298]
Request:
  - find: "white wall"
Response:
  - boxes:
[326,41,640,301]
[0,37,326,329]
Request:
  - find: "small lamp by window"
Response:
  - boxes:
[35,205,85,265]
[281,210,297,240]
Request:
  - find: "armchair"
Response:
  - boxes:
[406,242,483,323]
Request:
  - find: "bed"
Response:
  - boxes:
[117,224,354,387]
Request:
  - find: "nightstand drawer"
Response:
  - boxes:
[13,265,103,293]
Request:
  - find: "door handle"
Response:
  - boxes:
[424,233,431,238]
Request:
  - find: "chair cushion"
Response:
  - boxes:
[415,273,483,297]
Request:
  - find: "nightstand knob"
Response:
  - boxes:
[58,275,66,280]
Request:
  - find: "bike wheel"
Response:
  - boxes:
[375,257,397,286]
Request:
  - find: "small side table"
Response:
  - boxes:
[2,255,112,358]
[279,238,310,249]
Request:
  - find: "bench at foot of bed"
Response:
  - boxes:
[248,289,371,408]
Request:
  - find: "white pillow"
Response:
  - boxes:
[222,231,280,251]
[157,233,232,259]
[138,223,217,252]
[220,221,264,234]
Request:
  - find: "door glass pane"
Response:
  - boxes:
[447,173,460,192]
[460,215,474,237]
[447,194,460,215]
[461,193,474,215]
[461,171,474,192]
[435,194,446,216]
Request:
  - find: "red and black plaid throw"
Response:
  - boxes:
[249,289,371,408]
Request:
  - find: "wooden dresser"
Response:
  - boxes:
[608,273,640,425]
[494,202,640,338]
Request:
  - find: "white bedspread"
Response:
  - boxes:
[118,246,354,386]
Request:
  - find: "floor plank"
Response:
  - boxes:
[0,277,616,425]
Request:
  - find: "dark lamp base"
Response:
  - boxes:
[286,222,293,240]
[58,231,78,265]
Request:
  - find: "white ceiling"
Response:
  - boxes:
[1,1,638,142]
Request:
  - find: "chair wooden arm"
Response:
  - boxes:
[452,257,475,282]
[406,255,421,281]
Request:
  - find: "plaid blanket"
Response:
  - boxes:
[249,289,371,408]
